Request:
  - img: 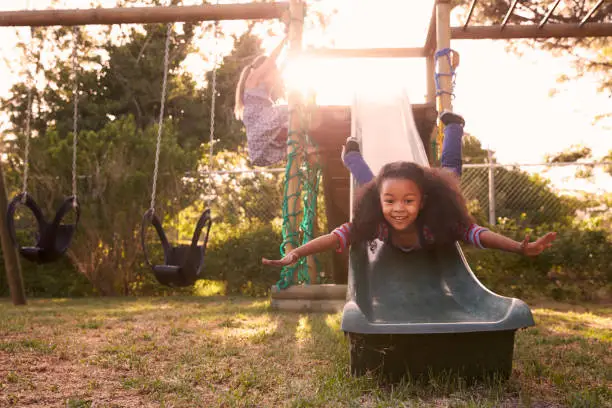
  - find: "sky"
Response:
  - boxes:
[0,0,610,167]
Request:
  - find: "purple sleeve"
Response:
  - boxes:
[331,222,352,252]
[462,224,489,248]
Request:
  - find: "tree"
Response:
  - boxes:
[100,22,208,150]
[454,1,612,110]
[604,150,612,176]
[1,21,205,295]
[546,145,592,163]
[462,132,492,164]
[35,117,197,295]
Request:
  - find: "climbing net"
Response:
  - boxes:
[277,99,321,289]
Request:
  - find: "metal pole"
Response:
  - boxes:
[488,149,496,226]
[452,22,612,39]
[579,0,604,27]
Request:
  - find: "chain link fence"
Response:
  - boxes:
[200,168,287,224]
[188,161,611,240]
[166,167,328,245]
[461,162,612,228]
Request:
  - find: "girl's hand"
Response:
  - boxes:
[520,232,557,256]
[262,251,300,267]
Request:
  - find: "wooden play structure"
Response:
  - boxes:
[0,1,610,306]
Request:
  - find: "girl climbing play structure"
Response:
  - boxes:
[0,0,610,380]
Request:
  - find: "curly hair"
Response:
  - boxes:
[351,161,474,248]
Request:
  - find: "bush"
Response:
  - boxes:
[201,219,283,296]
[462,217,612,302]
[0,251,94,298]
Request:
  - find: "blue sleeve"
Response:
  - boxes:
[342,151,375,186]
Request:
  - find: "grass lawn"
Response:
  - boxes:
[0,297,610,407]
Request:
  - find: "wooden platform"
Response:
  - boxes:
[270,284,347,313]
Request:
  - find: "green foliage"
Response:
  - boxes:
[0,250,93,298]
[604,150,612,176]
[72,118,198,295]
[100,22,207,149]
[546,145,592,163]
[2,115,199,296]
[462,132,491,164]
[201,220,282,296]
[0,18,209,296]
[453,1,612,101]
[463,218,612,302]
[205,148,283,224]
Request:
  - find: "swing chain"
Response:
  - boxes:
[150,23,172,212]
[207,20,219,207]
[21,26,35,202]
[71,26,79,202]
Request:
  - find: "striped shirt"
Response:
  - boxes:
[332,222,488,253]
[242,87,288,167]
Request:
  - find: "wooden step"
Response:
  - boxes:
[270,284,348,313]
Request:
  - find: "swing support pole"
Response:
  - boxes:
[435,0,452,113]
[0,163,26,305]
[284,0,309,281]
[425,4,437,105]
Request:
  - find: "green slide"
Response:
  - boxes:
[343,91,535,380]
[342,241,535,380]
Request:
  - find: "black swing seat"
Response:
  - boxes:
[141,208,212,287]
[6,193,80,264]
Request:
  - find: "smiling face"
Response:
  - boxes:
[380,178,423,232]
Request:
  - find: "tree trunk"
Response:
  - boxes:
[0,161,26,305]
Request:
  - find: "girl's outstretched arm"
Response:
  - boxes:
[262,233,339,267]
[257,36,288,74]
[479,230,557,256]
[269,35,288,61]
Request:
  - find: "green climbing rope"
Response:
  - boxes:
[277,99,321,289]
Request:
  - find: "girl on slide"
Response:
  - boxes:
[262,111,557,266]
